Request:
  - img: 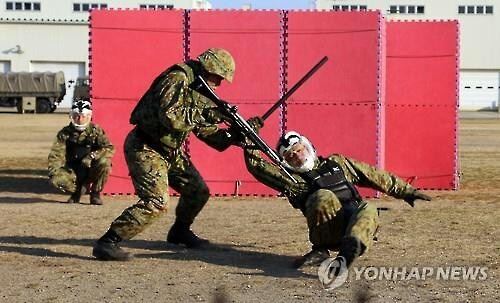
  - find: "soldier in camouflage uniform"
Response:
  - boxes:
[93,48,239,261]
[243,129,431,269]
[48,100,114,205]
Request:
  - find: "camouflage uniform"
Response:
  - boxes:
[105,51,235,241]
[48,122,114,195]
[244,149,418,256]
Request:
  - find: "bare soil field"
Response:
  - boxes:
[0,112,498,303]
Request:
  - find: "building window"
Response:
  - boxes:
[139,4,174,9]
[5,2,41,11]
[459,5,494,15]
[388,5,424,14]
[332,4,366,11]
[73,3,108,12]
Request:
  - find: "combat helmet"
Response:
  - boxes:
[197,48,235,83]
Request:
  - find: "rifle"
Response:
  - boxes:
[191,75,298,183]
[262,56,328,120]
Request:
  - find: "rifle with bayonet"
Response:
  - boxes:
[190,56,328,184]
[191,75,298,183]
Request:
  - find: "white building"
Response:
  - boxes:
[316,0,500,110]
[0,0,212,108]
[2,1,498,110]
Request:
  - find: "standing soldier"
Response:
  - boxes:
[243,129,431,270]
[92,48,239,261]
[48,100,114,205]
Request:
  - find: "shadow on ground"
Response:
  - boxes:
[0,235,313,279]
[0,169,59,195]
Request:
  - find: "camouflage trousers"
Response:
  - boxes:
[48,157,112,193]
[109,128,210,240]
[304,189,379,254]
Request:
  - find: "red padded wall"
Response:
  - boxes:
[90,9,185,194]
[385,21,459,189]
[186,10,282,195]
[286,11,385,197]
[90,9,458,196]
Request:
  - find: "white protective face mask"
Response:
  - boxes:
[70,100,92,131]
[278,131,318,173]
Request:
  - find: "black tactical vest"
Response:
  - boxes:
[66,130,93,164]
[301,158,362,206]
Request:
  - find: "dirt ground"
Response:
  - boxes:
[0,112,498,303]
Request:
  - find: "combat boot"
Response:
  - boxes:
[337,236,364,268]
[167,221,210,248]
[66,185,83,204]
[293,246,330,268]
[92,229,132,261]
[90,192,103,205]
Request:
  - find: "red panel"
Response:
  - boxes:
[90,9,184,100]
[286,11,382,104]
[92,98,135,194]
[90,9,185,194]
[188,103,280,196]
[287,103,378,197]
[188,10,282,102]
[385,21,459,189]
[385,106,456,189]
[187,10,282,195]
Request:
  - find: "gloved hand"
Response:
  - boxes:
[81,153,94,168]
[247,116,264,132]
[403,189,432,207]
[226,127,247,147]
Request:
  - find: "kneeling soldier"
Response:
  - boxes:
[48,100,114,205]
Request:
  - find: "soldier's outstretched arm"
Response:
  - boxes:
[336,154,432,206]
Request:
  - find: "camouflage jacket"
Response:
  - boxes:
[48,122,115,175]
[129,60,232,154]
[244,148,416,208]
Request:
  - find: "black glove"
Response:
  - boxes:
[403,189,432,207]
[226,127,246,147]
[247,116,264,132]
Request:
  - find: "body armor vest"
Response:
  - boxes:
[66,131,93,163]
[301,158,362,206]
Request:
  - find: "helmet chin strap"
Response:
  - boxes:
[71,121,89,131]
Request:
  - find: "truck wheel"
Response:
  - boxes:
[36,98,51,113]
[16,100,23,113]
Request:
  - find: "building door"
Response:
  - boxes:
[460,71,500,110]
[30,61,86,109]
[0,61,11,73]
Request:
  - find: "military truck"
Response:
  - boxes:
[72,76,90,101]
[0,71,66,113]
